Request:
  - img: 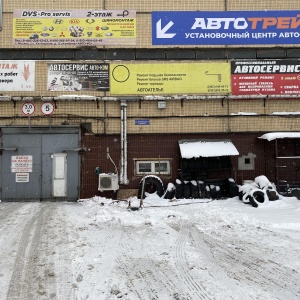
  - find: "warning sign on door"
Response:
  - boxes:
[11,155,33,172]
[16,173,30,183]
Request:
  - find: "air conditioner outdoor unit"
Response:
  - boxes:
[98,173,119,191]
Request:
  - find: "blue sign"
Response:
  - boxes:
[135,119,150,125]
[152,11,300,45]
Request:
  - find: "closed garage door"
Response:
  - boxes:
[0,126,80,201]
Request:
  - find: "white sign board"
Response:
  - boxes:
[11,155,33,172]
[16,173,29,183]
[0,60,35,91]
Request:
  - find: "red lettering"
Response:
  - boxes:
[290,15,300,29]
[262,17,277,29]
[248,17,262,29]
[277,17,291,29]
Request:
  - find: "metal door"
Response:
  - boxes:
[0,126,80,201]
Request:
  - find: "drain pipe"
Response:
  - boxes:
[120,101,129,184]
[123,101,129,184]
[120,102,124,184]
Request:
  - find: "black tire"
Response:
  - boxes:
[249,189,267,208]
[267,190,279,201]
[182,159,189,169]
[204,184,211,199]
[290,189,300,200]
[238,191,243,200]
[242,193,251,204]
[210,185,217,199]
[183,182,191,199]
[190,181,199,199]
[188,158,197,170]
[201,158,209,170]
[182,171,192,181]
[195,158,202,169]
[138,176,164,199]
[163,183,176,199]
[175,181,183,199]
[228,182,239,198]
[198,181,205,199]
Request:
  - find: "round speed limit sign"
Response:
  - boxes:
[21,102,35,116]
[41,102,55,115]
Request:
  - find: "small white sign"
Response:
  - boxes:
[16,173,29,183]
[11,155,33,172]
[21,102,35,116]
[41,102,55,115]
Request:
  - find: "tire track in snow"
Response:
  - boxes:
[6,203,73,300]
[190,226,254,300]
[114,226,157,300]
[6,204,45,300]
[0,203,32,235]
[112,223,186,299]
[173,220,214,300]
[49,204,75,300]
[0,203,41,298]
[195,224,300,300]
[70,218,125,299]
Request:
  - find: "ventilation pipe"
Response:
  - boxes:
[120,101,129,184]
[120,103,124,183]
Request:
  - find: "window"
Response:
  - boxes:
[135,159,171,175]
[245,158,251,164]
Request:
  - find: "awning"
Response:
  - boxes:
[259,132,300,141]
[178,139,239,158]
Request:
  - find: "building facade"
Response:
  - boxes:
[1,0,300,201]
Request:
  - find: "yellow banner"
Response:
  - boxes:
[110,63,231,95]
[13,10,136,46]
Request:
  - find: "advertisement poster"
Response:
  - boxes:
[110,63,231,95]
[152,11,300,45]
[0,60,35,91]
[47,63,109,91]
[231,60,300,95]
[13,10,136,46]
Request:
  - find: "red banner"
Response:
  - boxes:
[231,60,300,96]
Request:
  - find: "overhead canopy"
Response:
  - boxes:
[259,132,300,141]
[178,139,239,159]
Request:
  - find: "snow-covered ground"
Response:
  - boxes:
[0,194,300,300]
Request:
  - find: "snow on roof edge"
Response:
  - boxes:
[259,132,300,141]
[178,139,239,158]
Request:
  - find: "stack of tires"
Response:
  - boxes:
[138,175,239,200]
[238,175,280,208]
[167,178,238,200]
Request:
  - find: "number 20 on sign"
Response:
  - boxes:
[21,102,35,116]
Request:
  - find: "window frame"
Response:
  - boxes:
[134,158,172,176]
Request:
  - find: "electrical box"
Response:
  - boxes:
[238,153,256,170]
[158,101,166,109]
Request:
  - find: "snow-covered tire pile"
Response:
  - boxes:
[166,178,238,200]
[239,175,279,208]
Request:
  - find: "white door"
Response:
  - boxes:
[52,153,67,197]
